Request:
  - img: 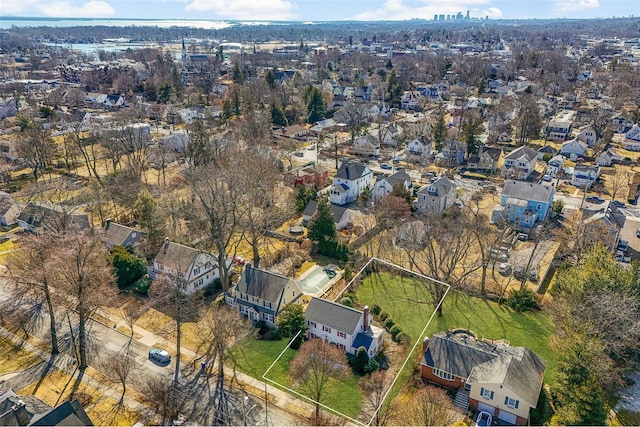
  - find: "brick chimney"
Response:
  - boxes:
[363,305,369,332]
[422,336,430,353]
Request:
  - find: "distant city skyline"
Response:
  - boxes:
[0,0,637,22]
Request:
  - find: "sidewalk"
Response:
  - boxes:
[96,307,316,421]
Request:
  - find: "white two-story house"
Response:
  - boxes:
[304,297,383,357]
[329,161,373,205]
[414,176,457,214]
[152,239,224,295]
[372,170,412,202]
[503,146,538,180]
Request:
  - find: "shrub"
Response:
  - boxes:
[379,311,388,321]
[371,304,381,316]
[254,320,266,330]
[349,346,370,374]
[341,297,353,307]
[363,357,380,374]
[133,277,152,295]
[384,318,395,330]
[390,325,401,338]
[507,287,538,312]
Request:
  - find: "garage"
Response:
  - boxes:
[498,409,517,425]
[477,402,494,414]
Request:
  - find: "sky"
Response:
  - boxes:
[0,0,637,21]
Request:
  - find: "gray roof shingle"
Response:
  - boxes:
[502,180,554,203]
[304,297,363,335]
[235,264,303,308]
[335,161,369,180]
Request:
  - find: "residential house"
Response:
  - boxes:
[435,141,466,167]
[84,92,107,105]
[98,219,143,249]
[302,200,360,231]
[400,90,423,110]
[576,126,599,147]
[352,134,380,157]
[304,298,383,357]
[414,177,457,214]
[103,94,125,108]
[0,97,17,120]
[611,114,634,133]
[0,197,20,226]
[496,132,513,143]
[372,170,412,202]
[536,145,558,160]
[467,146,503,172]
[309,118,337,134]
[503,146,538,180]
[579,204,624,252]
[421,330,546,425]
[407,135,432,158]
[289,164,330,188]
[545,110,574,141]
[571,164,600,188]
[375,122,403,146]
[329,161,373,205]
[152,239,223,295]
[492,181,555,227]
[226,264,303,326]
[546,155,565,177]
[622,124,640,151]
[0,389,93,426]
[17,202,90,234]
[560,138,588,159]
[272,124,309,141]
[420,86,443,101]
[596,148,622,167]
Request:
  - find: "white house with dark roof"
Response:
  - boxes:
[98,219,143,249]
[152,239,223,294]
[329,161,373,205]
[571,164,600,188]
[372,170,412,202]
[407,135,432,158]
[492,181,555,228]
[352,134,380,157]
[545,110,574,141]
[622,124,640,151]
[421,330,546,425]
[304,297,383,357]
[503,146,538,180]
[414,176,457,214]
[560,138,588,159]
[611,114,634,133]
[226,264,303,326]
[302,200,360,231]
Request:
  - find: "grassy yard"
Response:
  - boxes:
[355,272,557,384]
[229,335,362,419]
[0,336,43,375]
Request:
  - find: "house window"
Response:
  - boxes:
[536,203,542,210]
[504,397,520,409]
[264,314,274,324]
[338,331,346,338]
[193,267,200,276]
[432,368,455,381]
[322,325,332,334]
[264,301,272,309]
[338,343,345,351]
[253,296,260,303]
[480,387,494,400]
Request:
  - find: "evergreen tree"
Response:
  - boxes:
[462,114,483,157]
[307,195,336,242]
[265,69,276,89]
[294,185,316,213]
[270,102,287,126]
[432,109,447,151]
[387,69,403,108]
[110,246,146,289]
[157,81,173,104]
[277,303,307,348]
[232,62,244,84]
[304,85,327,124]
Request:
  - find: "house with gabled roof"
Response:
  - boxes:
[329,161,373,205]
[571,164,600,188]
[302,200,360,231]
[468,146,503,172]
[414,176,457,214]
[0,196,20,227]
[0,389,93,426]
[152,239,223,294]
[372,170,412,202]
[17,201,90,234]
[407,135,432,158]
[622,124,640,151]
[226,264,303,326]
[98,219,143,249]
[536,145,558,160]
[492,181,555,227]
[352,134,380,157]
[421,330,546,425]
[304,298,383,357]
[503,146,538,180]
[611,114,634,133]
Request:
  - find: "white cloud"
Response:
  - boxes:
[354,0,498,21]
[184,0,295,20]
[2,0,115,17]
[557,0,599,12]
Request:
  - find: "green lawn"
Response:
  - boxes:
[356,272,557,384]
[228,335,363,418]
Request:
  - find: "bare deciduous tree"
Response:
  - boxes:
[289,338,349,423]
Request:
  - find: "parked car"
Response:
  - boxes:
[498,262,512,276]
[543,174,552,182]
[637,228,640,238]
[475,411,492,427]
[517,233,528,241]
[514,266,525,280]
[307,144,316,150]
[380,163,392,170]
[489,248,509,262]
[528,269,539,281]
[294,151,304,157]
[586,196,605,204]
[149,348,171,364]
[612,200,626,208]
[233,255,246,266]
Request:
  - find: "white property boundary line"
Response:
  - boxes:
[262,257,451,426]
